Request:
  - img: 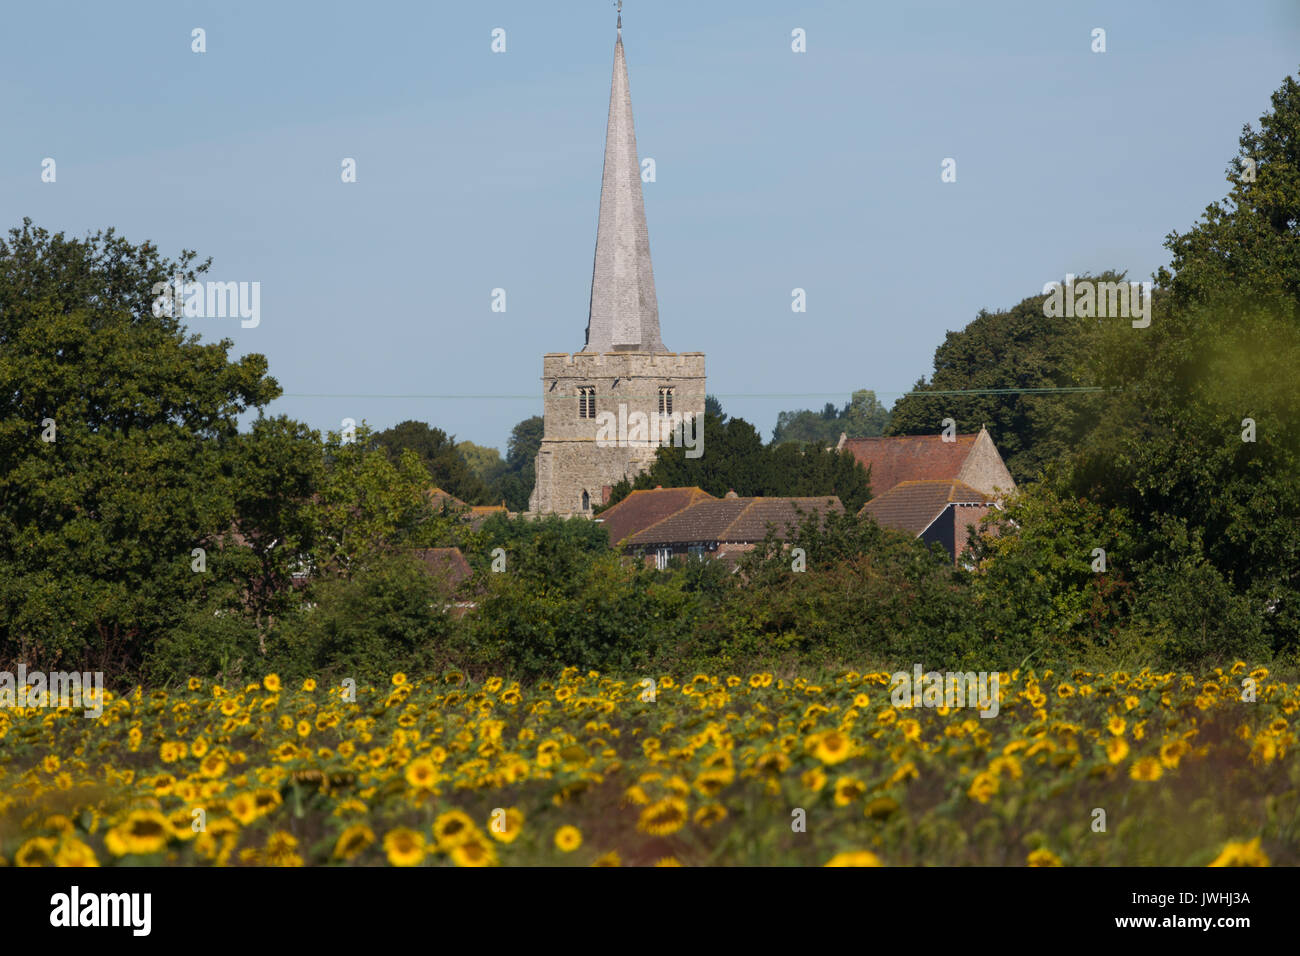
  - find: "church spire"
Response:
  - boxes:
[584,5,666,353]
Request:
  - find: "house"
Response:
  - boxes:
[835,426,1014,499]
[838,427,1014,563]
[592,486,715,547]
[623,493,844,568]
[859,480,994,565]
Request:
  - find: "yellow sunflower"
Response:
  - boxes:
[333,824,376,861]
[809,731,853,765]
[637,797,688,836]
[55,837,99,867]
[1208,837,1270,867]
[825,850,884,866]
[554,825,583,852]
[450,836,498,867]
[1130,756,1163,781]
[433,809,478,849]
[404,757,438,790]
[15,836,58,867]
[104,809,173,857]
[488,807,524,844]
[382,827,427,866]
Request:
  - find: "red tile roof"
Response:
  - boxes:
[839,434,977,497]
[625,496,843,548]
[860,480,988,536]
[595,487,715,547]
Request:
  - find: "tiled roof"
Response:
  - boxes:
[595,487,714,547]
[429,487,468,509]
[860,480,988,536]
[626,496,843,547]
[839,434,976,497]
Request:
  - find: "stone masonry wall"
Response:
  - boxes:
[530,351,706,516]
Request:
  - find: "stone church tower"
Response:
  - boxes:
[529,12,705,517]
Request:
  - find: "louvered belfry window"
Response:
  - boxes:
[579,387,596,419]
[658,387,673,415]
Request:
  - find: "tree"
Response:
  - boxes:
[771,389,889,445]
[840,389,890,439]
[603,413,872,511]
[884,284,1113,483]
[310,425,451,577]
[371,420,486,503]
[0,220,278,675]
[276,549,457,681]
[220,414,323,654]
[485,415,543,512]
[457,441,505,490]
[1062,66,1300,654]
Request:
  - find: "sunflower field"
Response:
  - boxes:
[0,664,1294,867]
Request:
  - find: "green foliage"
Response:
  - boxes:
[0,219,278,673]
[692,510,978,670]
[457,441,504,492]
[884,283,1114,483]
[1127,516,1268,664]
[967,481,1138,661]
[482,415,543,512]
[220,414,323,650]
[467,512,609,581]
[371,420,486,504]
[276,550,456,681]
[311,425,459,573]
[605,413,873,511]
[1062,66,1300,656]
[771,389,890,445]
[459,551,700,679]
[1157,70,1300,311]
[145,583,264,687]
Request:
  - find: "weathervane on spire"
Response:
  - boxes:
[616,0,622,31]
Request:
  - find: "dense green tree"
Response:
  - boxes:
[883,283,1116,483]
[219,414,324,654]
[0,220,277,673]
[371,420,486,503]
[457,441,505,493]
[966,480,1139,661]
[478,415,541,512]
[771,389,889,445]
[459,550,700,679]
[276,549,458,681]
[602,413,872,511]
[1061,66,1300,654]
[694,509,975,670]
[311,425,451,576]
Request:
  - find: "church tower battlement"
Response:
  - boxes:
[529,7,706,517]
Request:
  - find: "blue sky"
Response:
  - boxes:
[4,1,1299,451]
